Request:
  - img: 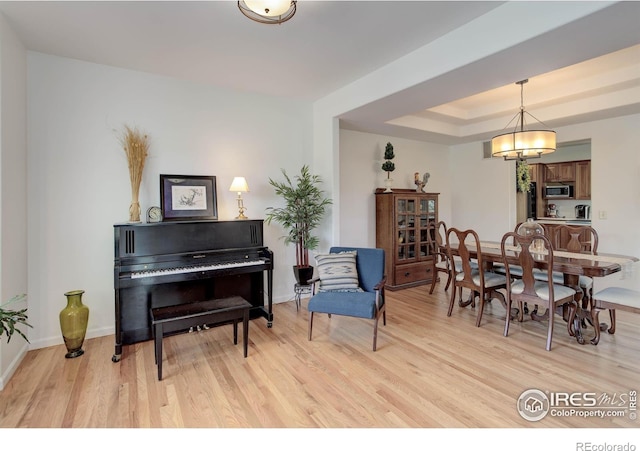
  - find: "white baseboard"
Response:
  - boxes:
[0,341,29,391]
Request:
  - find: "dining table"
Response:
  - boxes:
[464,241,638,345]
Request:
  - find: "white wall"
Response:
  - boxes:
[0,13,28,389]
[449,143,514,240]
[338,129,451,248]
[27,53,313,349]
[449,114,640,292]
[582,114,640,292]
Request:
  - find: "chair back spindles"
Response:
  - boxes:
[428,221,455,294]
[502,232,554,303]
[446,228,484,290]
[552,224,598,254]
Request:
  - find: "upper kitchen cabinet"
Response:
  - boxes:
[575,160,591,199]
[541,159,591,200]
[544,162,576,182]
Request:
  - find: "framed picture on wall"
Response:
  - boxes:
[160,174,218,221]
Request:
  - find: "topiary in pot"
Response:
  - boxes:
[381,142,396,179]
[265,165,332,285]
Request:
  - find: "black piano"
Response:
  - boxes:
[112,219,273,362]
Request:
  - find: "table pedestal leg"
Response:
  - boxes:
[564,274,586,344]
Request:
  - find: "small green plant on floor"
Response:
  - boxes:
[0,294,31,343]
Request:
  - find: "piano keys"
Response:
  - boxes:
[130,258,269,279]
[112,219,273,362]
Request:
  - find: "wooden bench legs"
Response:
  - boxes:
[590,287,640,345]
[151,296,251,381]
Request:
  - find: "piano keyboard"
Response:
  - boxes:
[131,259,268,279]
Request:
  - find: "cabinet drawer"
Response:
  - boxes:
[395,262,432,285]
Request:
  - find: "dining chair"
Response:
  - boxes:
[493,222,529,278]
[428,221,455,294]
[537,224,599,307]
[551,224,599,254]
[501,232,578,351]
[493,221,547,315]
[446,228,508,327]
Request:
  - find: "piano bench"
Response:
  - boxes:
[150,296,252,381]
[591,287,640,345]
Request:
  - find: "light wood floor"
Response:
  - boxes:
[1,285,638,428]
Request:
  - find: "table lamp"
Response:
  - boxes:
[229,177,249,219]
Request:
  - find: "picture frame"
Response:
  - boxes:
[160,174,218,221]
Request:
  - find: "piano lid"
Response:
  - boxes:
[114,219,264,259]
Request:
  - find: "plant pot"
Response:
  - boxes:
[60,290,89,358]
[293,266,314,286]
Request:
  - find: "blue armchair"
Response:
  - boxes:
[307,247,386,351]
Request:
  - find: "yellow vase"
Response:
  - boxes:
[59,290,89,358]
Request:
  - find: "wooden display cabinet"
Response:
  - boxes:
[375,189,439,290]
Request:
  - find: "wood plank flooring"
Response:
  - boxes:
[1,285,639,429]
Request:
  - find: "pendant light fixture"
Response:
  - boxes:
[238,0,297,25]
[491,79,556,161]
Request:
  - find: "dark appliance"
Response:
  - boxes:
[575,204,591,220]
[526,182,537,219]
[544,184,573,198]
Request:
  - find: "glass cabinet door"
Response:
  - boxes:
[419,228,429,258]
[427,198,436,222]
[396,197,417,262]
[417,196,436,260]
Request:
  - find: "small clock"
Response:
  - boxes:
[146,206,163,223]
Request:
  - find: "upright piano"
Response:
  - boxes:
[112,219,273,362]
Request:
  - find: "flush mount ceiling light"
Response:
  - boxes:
[238,0,297,25]
[491,79,556,161]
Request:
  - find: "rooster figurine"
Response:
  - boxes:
[414,172,430,192]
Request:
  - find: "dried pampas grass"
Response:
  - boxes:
[118,125,149,222]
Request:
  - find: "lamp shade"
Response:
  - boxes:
[491,130,556,160]
[229,177,249,193]
[244,0,292,16]
[491,79,556,161]
[238,0,296,24]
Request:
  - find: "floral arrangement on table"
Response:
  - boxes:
[118,125,149,223]
[0,294,31,343]
[516,160,532,193]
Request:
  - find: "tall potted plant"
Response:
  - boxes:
[265,165,332,284]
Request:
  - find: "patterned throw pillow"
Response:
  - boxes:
[315,251,361,292]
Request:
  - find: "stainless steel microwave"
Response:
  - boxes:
[544,185,573,198]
